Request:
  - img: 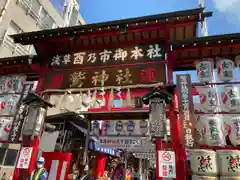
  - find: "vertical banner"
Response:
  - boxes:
[176,74,196,148]
[9,84,33,142]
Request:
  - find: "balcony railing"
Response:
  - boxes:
[18,0,55,29]
[0,31,32,56]
[19,0,40,21]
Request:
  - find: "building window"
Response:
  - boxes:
[0,148,18,167]
[7,21,22,35]
[39,9,55,29]
[69,7,78,26]
[0,148,7,165]
[38,8,47,29]
[31,0,41,14]
[44,15,54,29]
[3,149,18,166]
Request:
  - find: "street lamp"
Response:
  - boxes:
[142,86,173,138]
[21,92,53,140]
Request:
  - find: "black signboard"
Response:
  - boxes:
[49,43,165,69]
[43,63,166,89]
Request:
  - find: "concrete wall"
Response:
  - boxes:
[0,0,84,58]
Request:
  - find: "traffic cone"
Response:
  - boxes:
[1,172,6,180]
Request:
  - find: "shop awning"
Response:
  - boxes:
[46,112,88,134]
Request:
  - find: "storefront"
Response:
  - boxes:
[88,139,120,177]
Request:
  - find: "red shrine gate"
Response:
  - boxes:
[3,7,240,180]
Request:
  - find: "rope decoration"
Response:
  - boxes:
[41,82,164,94]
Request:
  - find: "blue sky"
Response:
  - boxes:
[79,0,240,35]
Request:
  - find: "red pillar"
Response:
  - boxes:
[13,66,47,180]
[94,152,106,178]
[173,86,188,180]
[155,138,163,180]
[25,69,46,176]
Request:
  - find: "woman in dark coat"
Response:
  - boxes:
[112,163,125,180]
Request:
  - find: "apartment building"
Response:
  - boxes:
[0,0,85,58]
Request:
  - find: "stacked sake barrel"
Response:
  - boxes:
[189,149,240,180]
[190,58,240,179]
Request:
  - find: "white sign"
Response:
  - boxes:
[17,147,33,169]
[133,152,156,159]
[98,137,148,150]
[158,151,176,178]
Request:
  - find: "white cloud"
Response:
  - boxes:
[212,0,240,21]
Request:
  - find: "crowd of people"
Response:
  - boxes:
[68,162,156,180]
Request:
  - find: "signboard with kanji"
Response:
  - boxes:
[158,151,176,178]
[98,136,151,150]
[17,147,33,169]
[9,84,33,143]
[133,152,156,159]
[49,43,165,68]
[43,63,165,89]
[176,74,196,148]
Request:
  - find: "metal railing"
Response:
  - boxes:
[19,0,40,21]
[0,30,32,56]
[18,0,55,29]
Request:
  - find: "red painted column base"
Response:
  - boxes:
[155,138,163,180]
[94,152,106,178]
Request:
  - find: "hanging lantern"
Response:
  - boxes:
[196,86,220,112]
[142,88,173,138]
[201,115,226,147]
[126,120,135,135]
[22,93,53,138]
[115,120,123,135]
[235,55,240,70]
[139,120,148,136]
[195,59,214,82]
[216,58,235,81]
[92,120,100,137]
[102,121,109,136]
[221,86,240,112]
[227,116,240,146]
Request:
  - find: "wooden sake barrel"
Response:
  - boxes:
[220,177,240,180]
[217,150,240,176]
[189,149,218,176]
[192,175,219,180]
